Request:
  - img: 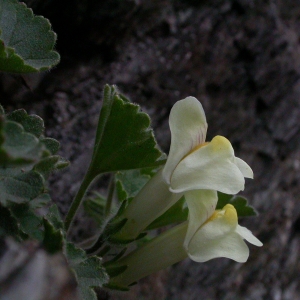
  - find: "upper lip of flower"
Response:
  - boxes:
[162,96,253,195]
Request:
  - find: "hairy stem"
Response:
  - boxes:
[65,170,95,234]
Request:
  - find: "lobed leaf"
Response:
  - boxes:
[0,107,68,245]
[0,119,43,165]
[115,169,152,201]
[0,169,45,205]
[0,0,60,73]
[7,109,44,138]
[66,242,109,300]
[89,85,164,176]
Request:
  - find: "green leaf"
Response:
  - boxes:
[115,169,152,201]
[0,0,60,73]
[146,196,188,230]
[7,109,44,138]
[217,192,258,217]
[41,137,60,155]
[42,218,64,254]
[0,119,43,165]
[89,85,164,175]
[66,242,109,300]
[33,155,69,178]
[45,204,64,231]
[0,169,44,205]
[105,265,127,278]
[0,107,68,247]
[9,202,43,240]
[83,192,106,226]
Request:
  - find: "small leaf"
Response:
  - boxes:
[9,202,43,240]
[42,218,64,254]
[0,120,43,165]
[83,192,106,226]
[115,169,151,201]
[34,155,69,178]
[146,196,188,230]
[41,137,60,155]
[7,109,44,138]
[29,193,51,209]
[105,265,127,278]
[89,85,164,175]
[66,242,109,300]
[0,169,44,205]
[104,283,129,291]
[45,204,64,231]
[217,192,257,217]
[0,0,60,73]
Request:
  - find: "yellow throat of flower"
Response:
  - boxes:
[205,204,238,226]
[185,142,209,158]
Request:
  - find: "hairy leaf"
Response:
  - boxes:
[66,243,109,300]
[7,109,44,138]
[115,169,152,201]
[0,0,60,73]
[0,169,45,205]
[0,119,43,165]
[0,107,68,246]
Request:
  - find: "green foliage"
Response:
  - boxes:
[66,242,109,300]
[9,202,44,240]
[0,107,68,244]
[217,192,258,217]
[42,217,64,254]
[0,0,60,73]
[146,197,188,230]
[89,85,164,175]
[0,169,45,205]
[0,118,42,165]
[84,192,106,226]
[115,169,152,201]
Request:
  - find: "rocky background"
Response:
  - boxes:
[1,0,300,299]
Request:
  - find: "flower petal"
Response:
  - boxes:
[234,157,253,179]
[162,97,208,184]
[187,204,249,262]
[188,231,249,263]
[235,225,263,246]
[170,136,245,194]
[183,190,218,249]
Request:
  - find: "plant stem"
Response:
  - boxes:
[65,170,94,234]
[105,173,115,217]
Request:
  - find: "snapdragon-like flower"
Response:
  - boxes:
[110,204,262,287]
[163,96,253,194]
[184,192,262,262]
